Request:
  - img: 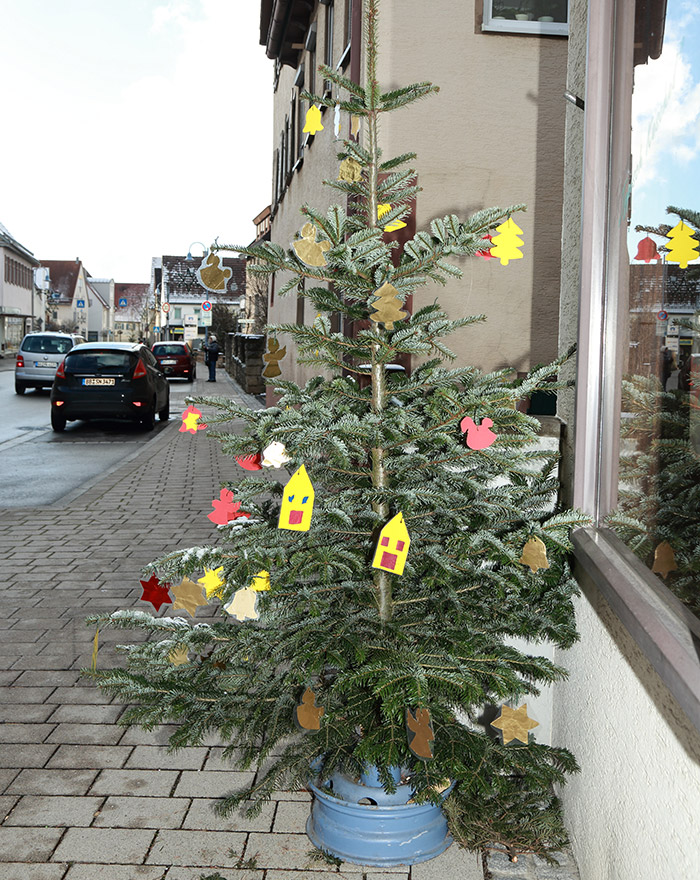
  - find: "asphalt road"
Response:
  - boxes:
[0,367,184,508]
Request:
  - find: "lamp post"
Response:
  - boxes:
[185,242,209,348]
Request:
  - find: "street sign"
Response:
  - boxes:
[657,310,668,321]
[118,297,128,308]
[201,309,212,327]
[77,299,85,309]
[184,315,197,325]
[202,300,212,311]
[154,326,160,332]
[184,325,198,342]
[162,303,171,313]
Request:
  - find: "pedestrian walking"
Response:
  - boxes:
[205,334,221,382]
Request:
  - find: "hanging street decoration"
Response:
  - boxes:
[664,220,699,268]
[261,441,292,468]
[651,541,678,579]
[139,574,172,612]
[303,104,324,135]
[262,339,288,379]
[372,512,411,575]
[406,707,435,759]
[519,536,550,573]
[476,233,494,260]
[196,250,232,293]
[279,465,315,531]
[91,629,99,672]
[292,222,332,267]
[490,703,539,745]
[490,218,524,266]
[198,566,226,599]
[180,405,207,434]
[378,203,407,232]
[249,570,271,591]
[296,687,324,730]
[168,645,190,666]
[460,416,497,450]
[369,281,409,330]
[224,587,260,621]
[338,157,363,182]
[236,453,263,471]
[351,115,361,138]
[208,489,251,525]
[634,235,660,263]
[171,577,208,617]
[334,103,341,137]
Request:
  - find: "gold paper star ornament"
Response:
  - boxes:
[171,577,208,617]
[491,703,539,744]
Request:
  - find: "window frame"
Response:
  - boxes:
[573,0,700,733]
[481,0,569,36]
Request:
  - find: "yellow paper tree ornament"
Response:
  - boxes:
[664,220,699,269]
[651,541,678,579]
[490,217,524,266]
[338,157,363,182]
[303,104,324,135]
[378,203,407,232]
[519,536,549,573]
[196,250,232,293]
[369,281,409,330]
[491,703,539,744]
[279,465,315,531]
[373,512,411,575]
[292,222,332,267]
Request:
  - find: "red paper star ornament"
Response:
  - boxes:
[139,574,172,611]
[207,489,251,525]
[179,405,207,434]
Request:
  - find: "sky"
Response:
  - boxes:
[630,0,700,257]
[0,0,273,282]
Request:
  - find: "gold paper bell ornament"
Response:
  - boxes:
[651,541,678,579]
[519,536,549,573]
[224,588,260,621]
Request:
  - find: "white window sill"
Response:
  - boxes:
[482,20,568,36]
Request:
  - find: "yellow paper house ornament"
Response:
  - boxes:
[279,465,315,531]
[372,512,410,575]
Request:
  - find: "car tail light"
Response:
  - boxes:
[132,401,143,407]
[55,400,65,406]
[132,359,147,379]
[55,359,66,378]
[16,355,24,368]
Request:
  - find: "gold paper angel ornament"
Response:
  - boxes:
[262,339,287,379]
[338,157,363,183]
[196,250,232,293]
[292,223,332,267]
[296,687,324,730]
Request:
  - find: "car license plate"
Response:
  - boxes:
[83,378,115,386]
[161,359,177,364]
[35,362,56,368]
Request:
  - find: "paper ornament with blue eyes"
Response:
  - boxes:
[279,465,315,531]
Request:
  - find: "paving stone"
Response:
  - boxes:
[4,795,104,826]
[64,866,166,880]
[45,722,124,745]
[120,725,180,746]
[272,800,310,833]
[411,845,484,880]
[0,771,19,793]
[165,870,261,880]
[125,745,207,771]
[45,686,106,704]
[11,655,79,670]
[0,865,67,880]
[245,831,319,870]
[0,744,57,769]
[0,826,64,861]
[146,828,247,867]
[52,827,155,864]
[47,744,132,769]
[0,797,18,821]
[0,673,20,686]
[269,789,312,802]
[266,873,376,880]
[202,746,244,770]
[0,723,56,743]
[0,687,55,703]
[486,851,534,879]
[0,703,56,723]
[89,769,180,797]
[14,670,81,687]
[92,795,189,829]
[46,703,124,724]
[183,797,275,832]
[173,770,255,799]
[7,768,98,795]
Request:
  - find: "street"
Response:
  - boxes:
[0,368,193,508]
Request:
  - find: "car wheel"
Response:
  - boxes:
[159,393,170,421]
[187,371,194,382]
[15,381,26,395]
[51,409,66,432]
[140,400,156,431]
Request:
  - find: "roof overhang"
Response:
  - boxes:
[260,0,315,68]
[634,0,667,65]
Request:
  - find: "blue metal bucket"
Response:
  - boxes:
[306,769,453,866]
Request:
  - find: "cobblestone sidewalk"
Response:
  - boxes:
[0,371,579,880]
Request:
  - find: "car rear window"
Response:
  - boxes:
[65,351,134,374]
[153,345,188,356]
[22,336,73,354]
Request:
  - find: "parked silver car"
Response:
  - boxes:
[15,332,86,394]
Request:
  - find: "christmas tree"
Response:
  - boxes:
[88,0,587,862]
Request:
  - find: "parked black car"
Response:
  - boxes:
[50,342,170,433]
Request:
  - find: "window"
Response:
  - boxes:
[324,1,334,95]
[482,0,568,36]
[174,308,181,320]
[338,0,352,69]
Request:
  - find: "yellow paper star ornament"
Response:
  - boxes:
[378,203,407,232]
[198,567,225,599]
[171,577,208,617]
[491,703,539,744]
[249,570,271,591]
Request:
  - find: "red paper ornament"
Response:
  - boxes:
[236,453,263,471]
[460,416,497,450]
[635,235,660,263]
[476,234,494,260]
[179,405,207,434]
[207,489,251,525]
[139,574,172,612]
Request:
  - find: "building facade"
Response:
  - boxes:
[0,222,40,352]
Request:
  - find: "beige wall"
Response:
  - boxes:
[267,1,568,389]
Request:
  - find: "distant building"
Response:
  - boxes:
[41,259,109,341]
[114,282,152,343]
[0,222,40,352]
